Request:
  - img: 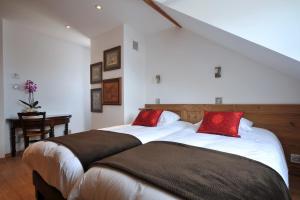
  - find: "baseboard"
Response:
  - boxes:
[5,151,23,158]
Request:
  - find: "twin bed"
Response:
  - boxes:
[23,120,190,198]
[23,104,298,200]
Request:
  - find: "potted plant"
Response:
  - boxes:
[19,80,41,112]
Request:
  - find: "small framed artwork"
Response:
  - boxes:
[90,62,102,84]
[103,46,121,71]
[91,88,102,112]
[102,78,122,105]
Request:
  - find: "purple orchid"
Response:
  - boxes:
[19,80,41,110]
[24,80,37,93]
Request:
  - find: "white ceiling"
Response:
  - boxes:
[37,0,173,37]
[0,0,173,46]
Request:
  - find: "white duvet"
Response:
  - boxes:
[22,121,190,198]
[69,124,288,200]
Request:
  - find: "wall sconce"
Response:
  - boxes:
[155,75,161,84]
[215,66,221,78]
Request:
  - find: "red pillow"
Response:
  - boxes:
[197,111,244,137]
[132,109,164,127]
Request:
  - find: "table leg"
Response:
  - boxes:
[10,126,16,157]
[64,122,69,135]
[49,126,54,137]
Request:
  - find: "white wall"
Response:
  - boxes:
[2,21,90,154]
[0,19,5,157]
[123,25,146,124]
[145,28,300,104]
[90,26,124,129]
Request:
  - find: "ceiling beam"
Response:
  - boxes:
[143,0,182,28]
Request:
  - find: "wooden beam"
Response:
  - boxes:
[143,0,182,28]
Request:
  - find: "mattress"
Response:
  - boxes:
[68,123,289,200]
[22,121,190,198]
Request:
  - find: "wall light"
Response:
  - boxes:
[215,66,221,78]
[65,25,71,29]
[155,75,161,84]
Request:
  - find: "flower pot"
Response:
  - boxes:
[23,108,38,113]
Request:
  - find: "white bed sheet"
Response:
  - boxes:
[68,124,288,200]
[22,121,190,198]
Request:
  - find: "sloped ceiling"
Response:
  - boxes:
[156,0,300,62]
[155,0,300,79]
[1,0,299,78]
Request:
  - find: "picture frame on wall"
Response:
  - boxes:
[103,46,121,71]
[90,62,102,84]
[102,78,122,105]
[91,88,103,112]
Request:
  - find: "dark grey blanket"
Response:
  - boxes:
[94,141,290,200]
[47,130,141,171]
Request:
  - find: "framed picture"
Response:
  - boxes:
[102,78,122,105]
[91,88,102,112]
[90,62,102,84]
[103,46,121,71]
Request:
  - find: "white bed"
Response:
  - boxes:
[22,121,190,198]
[68,123,289,200]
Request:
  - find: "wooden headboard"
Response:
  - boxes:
[145,104,300,176]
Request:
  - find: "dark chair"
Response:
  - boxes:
[18,112,50,149]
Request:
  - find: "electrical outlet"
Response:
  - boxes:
[291,154,300,164]
[155,98,160,104]
[215,97,223,104]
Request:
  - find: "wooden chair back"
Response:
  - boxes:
[18,112,46,137]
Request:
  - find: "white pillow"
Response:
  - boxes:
[194,120,202,127]
[193,120,202,131]
[239,118,253,132]
[157,111,180,126]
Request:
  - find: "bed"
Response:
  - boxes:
[68,123,289,200]
[67,104,300,200]
[23,119,190,199]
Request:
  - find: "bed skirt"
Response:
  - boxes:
[32,171,66,200]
